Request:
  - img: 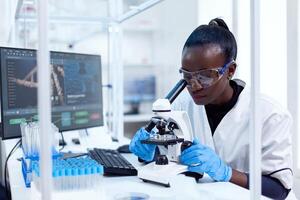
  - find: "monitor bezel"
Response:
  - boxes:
[0,46,104,140]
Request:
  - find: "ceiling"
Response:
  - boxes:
[17,0,152,19]
[14,0,159,49]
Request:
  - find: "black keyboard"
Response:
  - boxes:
[89,148,137,176]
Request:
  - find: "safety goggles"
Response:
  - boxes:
[179,60,235,88]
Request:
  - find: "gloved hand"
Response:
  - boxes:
[180,138,232,182]
[129,128,156,162]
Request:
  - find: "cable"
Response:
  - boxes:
[59,131,65,151]
[84,128,89,136]
[4,139,21,200]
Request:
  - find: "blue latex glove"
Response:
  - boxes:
[180,138,232,182]
[129,128,156,162]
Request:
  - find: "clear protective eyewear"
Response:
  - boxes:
[179,60,235,88]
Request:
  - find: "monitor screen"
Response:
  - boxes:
[0,47,104,139]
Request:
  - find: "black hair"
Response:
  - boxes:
[183,18,237,61]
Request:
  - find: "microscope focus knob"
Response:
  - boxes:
[181,141,193,152]
[155,155,169,165]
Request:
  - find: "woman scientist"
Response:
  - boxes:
[129,18,293,199]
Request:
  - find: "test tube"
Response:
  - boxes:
[61,167,66,191]
[78,167,83,190]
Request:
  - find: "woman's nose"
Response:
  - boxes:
[189,79,203,90]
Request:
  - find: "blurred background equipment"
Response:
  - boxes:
[124,75,156,115]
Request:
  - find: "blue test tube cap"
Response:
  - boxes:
[66,168,72,176]
[61,168,65,177]
[58,168,62,177]
[53,169,59,178]
[85,167,91,175]
[90,166,95,174]
[72,168,78,176]
[79,168,85,176]
[97,165,103,174]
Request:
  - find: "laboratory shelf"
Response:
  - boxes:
[124,114,152,123]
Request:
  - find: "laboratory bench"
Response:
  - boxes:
[2,128,270,200]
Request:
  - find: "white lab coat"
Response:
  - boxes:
[172,81,293,190]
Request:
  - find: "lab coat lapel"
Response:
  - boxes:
[212,87,251,168]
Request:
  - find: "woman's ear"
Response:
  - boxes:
[227,63,236,79]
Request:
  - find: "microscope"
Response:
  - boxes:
[138,79,200,187]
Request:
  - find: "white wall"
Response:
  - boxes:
[197,0,287,107]
[260,0,287,107]
[0,0,10,45]
[153,0,199,97]
[0,0,19,46]
[197,0,233,27]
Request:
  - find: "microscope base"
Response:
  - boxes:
[138,161,188,187]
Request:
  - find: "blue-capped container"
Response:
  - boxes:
[31,155,103,191]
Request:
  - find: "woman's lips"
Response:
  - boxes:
[192,91,206,99]
[193,95,206,99]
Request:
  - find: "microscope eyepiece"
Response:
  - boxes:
[165,79,187,104]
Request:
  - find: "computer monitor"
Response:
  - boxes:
[0,47,104,139]
[124,75,156,114]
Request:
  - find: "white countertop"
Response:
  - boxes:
[2,128,271,200]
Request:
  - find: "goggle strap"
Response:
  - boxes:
[219,60,234,75]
